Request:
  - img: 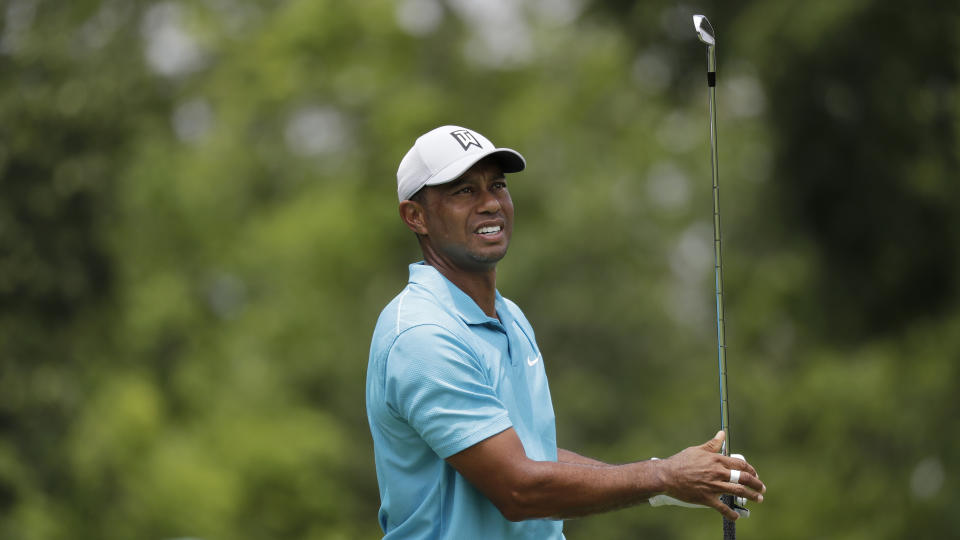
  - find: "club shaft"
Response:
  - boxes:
[705,43,736,540]
[706,45,729,458]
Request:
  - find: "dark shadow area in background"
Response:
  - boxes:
[767,2,960,342]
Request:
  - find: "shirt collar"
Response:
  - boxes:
[408,262,503,327]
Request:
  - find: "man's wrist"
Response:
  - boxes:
[647,457,670,496]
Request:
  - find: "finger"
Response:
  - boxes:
[727,468,741,486]
[700,430,725,453]
[705,496,739,521]
[721,455,758,478]
[720,468,764,495]
[726,482,764,503]
[730,470,766,495]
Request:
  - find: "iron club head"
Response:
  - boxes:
[692,14,716,46]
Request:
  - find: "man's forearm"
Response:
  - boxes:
[448,428,763,523]
[449,430,668,521]
[557,448,610,468]
[505,457,666,520]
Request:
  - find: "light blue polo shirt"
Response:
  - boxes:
[366,263,564,539]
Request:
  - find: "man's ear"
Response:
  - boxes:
[399,200,428,235]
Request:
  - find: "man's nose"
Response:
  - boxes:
[477,188,502,213]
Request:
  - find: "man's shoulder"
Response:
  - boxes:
[369,285,475,395]
[373,283,468,345]
[369,285,483,394]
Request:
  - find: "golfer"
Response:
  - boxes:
[366,125,765,539]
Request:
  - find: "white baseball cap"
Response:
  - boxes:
[396,125,526,201]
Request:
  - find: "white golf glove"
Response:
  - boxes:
[648,455,751,518]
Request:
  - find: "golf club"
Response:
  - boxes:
[692,13,738,540]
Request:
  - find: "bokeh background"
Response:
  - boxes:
[1,0,958,538]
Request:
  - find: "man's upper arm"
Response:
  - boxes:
[385,324,513,458]
[445,427,535,520]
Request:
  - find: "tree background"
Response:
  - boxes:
[1,0,957,538]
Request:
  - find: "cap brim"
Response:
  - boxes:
[423,148,526,188]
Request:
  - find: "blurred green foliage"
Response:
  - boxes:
[0,0,957,538]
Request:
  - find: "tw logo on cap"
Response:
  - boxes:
[450,129,483,151]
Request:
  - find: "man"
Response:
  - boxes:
[366,125,765,539]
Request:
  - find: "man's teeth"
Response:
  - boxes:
[477,226,501,235]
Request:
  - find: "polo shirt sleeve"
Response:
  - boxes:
[384,324,512,459]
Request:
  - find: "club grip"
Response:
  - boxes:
[721,494,736,539]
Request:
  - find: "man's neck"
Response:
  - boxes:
[428,262,498,318]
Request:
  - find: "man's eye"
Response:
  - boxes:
[454,186,473,195]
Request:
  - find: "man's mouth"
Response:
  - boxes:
[475,225,502,235]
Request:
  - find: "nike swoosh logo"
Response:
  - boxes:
[526,355,540,367]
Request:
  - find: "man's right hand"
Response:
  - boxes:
[657,431,766,521]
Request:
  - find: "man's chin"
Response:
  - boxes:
[468,247,508,267]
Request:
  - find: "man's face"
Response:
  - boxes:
[416,157,514,272]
